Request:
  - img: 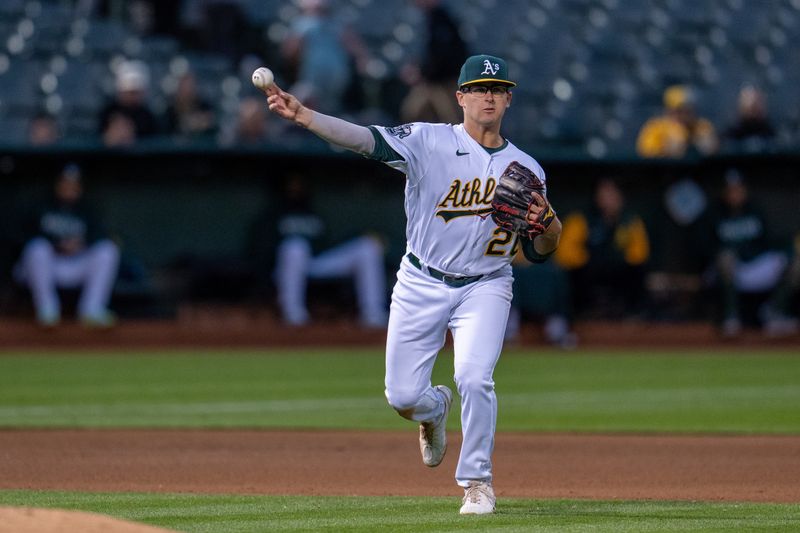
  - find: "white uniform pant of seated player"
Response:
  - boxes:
[384,256,511,497]
[274,235,388,327]
[15,237,120,324]
[732,250,787,292]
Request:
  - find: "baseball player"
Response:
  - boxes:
[272,173,388,328]
[14,164,120,327]
[264,54,562,514]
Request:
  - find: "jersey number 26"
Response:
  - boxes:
[485,228,520,257]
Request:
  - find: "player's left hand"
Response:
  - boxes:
[526,192,556,236]
[491,161,556,239]
[525,192,547,224]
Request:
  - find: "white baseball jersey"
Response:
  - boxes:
[373,122,546,276]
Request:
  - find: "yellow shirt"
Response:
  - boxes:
[555,212,650,270]
[636,115,718,158]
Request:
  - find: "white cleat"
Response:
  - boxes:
[419,385,452,467]
[460,481,496,515]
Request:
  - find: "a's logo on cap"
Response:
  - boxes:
[481,60,500,76]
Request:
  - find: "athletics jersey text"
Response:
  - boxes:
[436,177,496,222]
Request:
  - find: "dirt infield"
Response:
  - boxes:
[1,429,798,503]
[0,507,178,533]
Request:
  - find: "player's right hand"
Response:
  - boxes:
[266,85,310,128]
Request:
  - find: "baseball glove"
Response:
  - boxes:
[491,161,556,239]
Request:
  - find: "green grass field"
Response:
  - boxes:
[1,490,799,532]
[1,347,799,532]
[0,348,798,432]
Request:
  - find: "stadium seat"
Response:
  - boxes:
[0,59,43,115]
[80,19,131,59]
[0,0,25,18]
[0,115,29,144]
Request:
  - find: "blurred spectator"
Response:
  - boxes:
[281,0,371,115]
[506,253,577,349]
[636,85,719,158]
[13,164,120,328]
[128,0,182,37]
[223,96,275,145]
[27,112,61,146]
[88,0,181,36]
[180,0,249,63]
[97,60,159,146]
[165,71,217,141]
[399,0,469,124]
[555,178,650,319]
[708,169,798,338]
[723,85,775,152]
[262,174,388,328]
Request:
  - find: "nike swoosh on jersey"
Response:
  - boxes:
[456,149,470,156]
[436,207,493,222]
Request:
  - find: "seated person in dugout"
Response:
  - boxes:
[555,177,650,319]
[14,164,120,327]
[507,252,577,349]
[709,169,799,338]
[270,174,389,328]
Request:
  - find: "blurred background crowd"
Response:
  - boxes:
[1,0,799,344]
[1,0,799,154]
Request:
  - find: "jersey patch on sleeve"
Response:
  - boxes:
[385,124,413,139]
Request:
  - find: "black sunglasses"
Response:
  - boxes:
[461,85,510,96]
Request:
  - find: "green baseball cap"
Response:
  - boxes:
[457,54,516,88]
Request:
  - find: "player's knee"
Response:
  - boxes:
[384,387,420,417]
[277,237,312,263]
[91,240,120,262]
[357,235,384,260]
[22,238,55,262]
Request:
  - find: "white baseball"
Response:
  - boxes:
[252,67,274,90]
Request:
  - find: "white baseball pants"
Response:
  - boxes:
[384,256,513,486]
[734,251,788,292]
[16,237,120,321]
[274,235,388,327]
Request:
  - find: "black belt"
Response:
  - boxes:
[406,253,484,288]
